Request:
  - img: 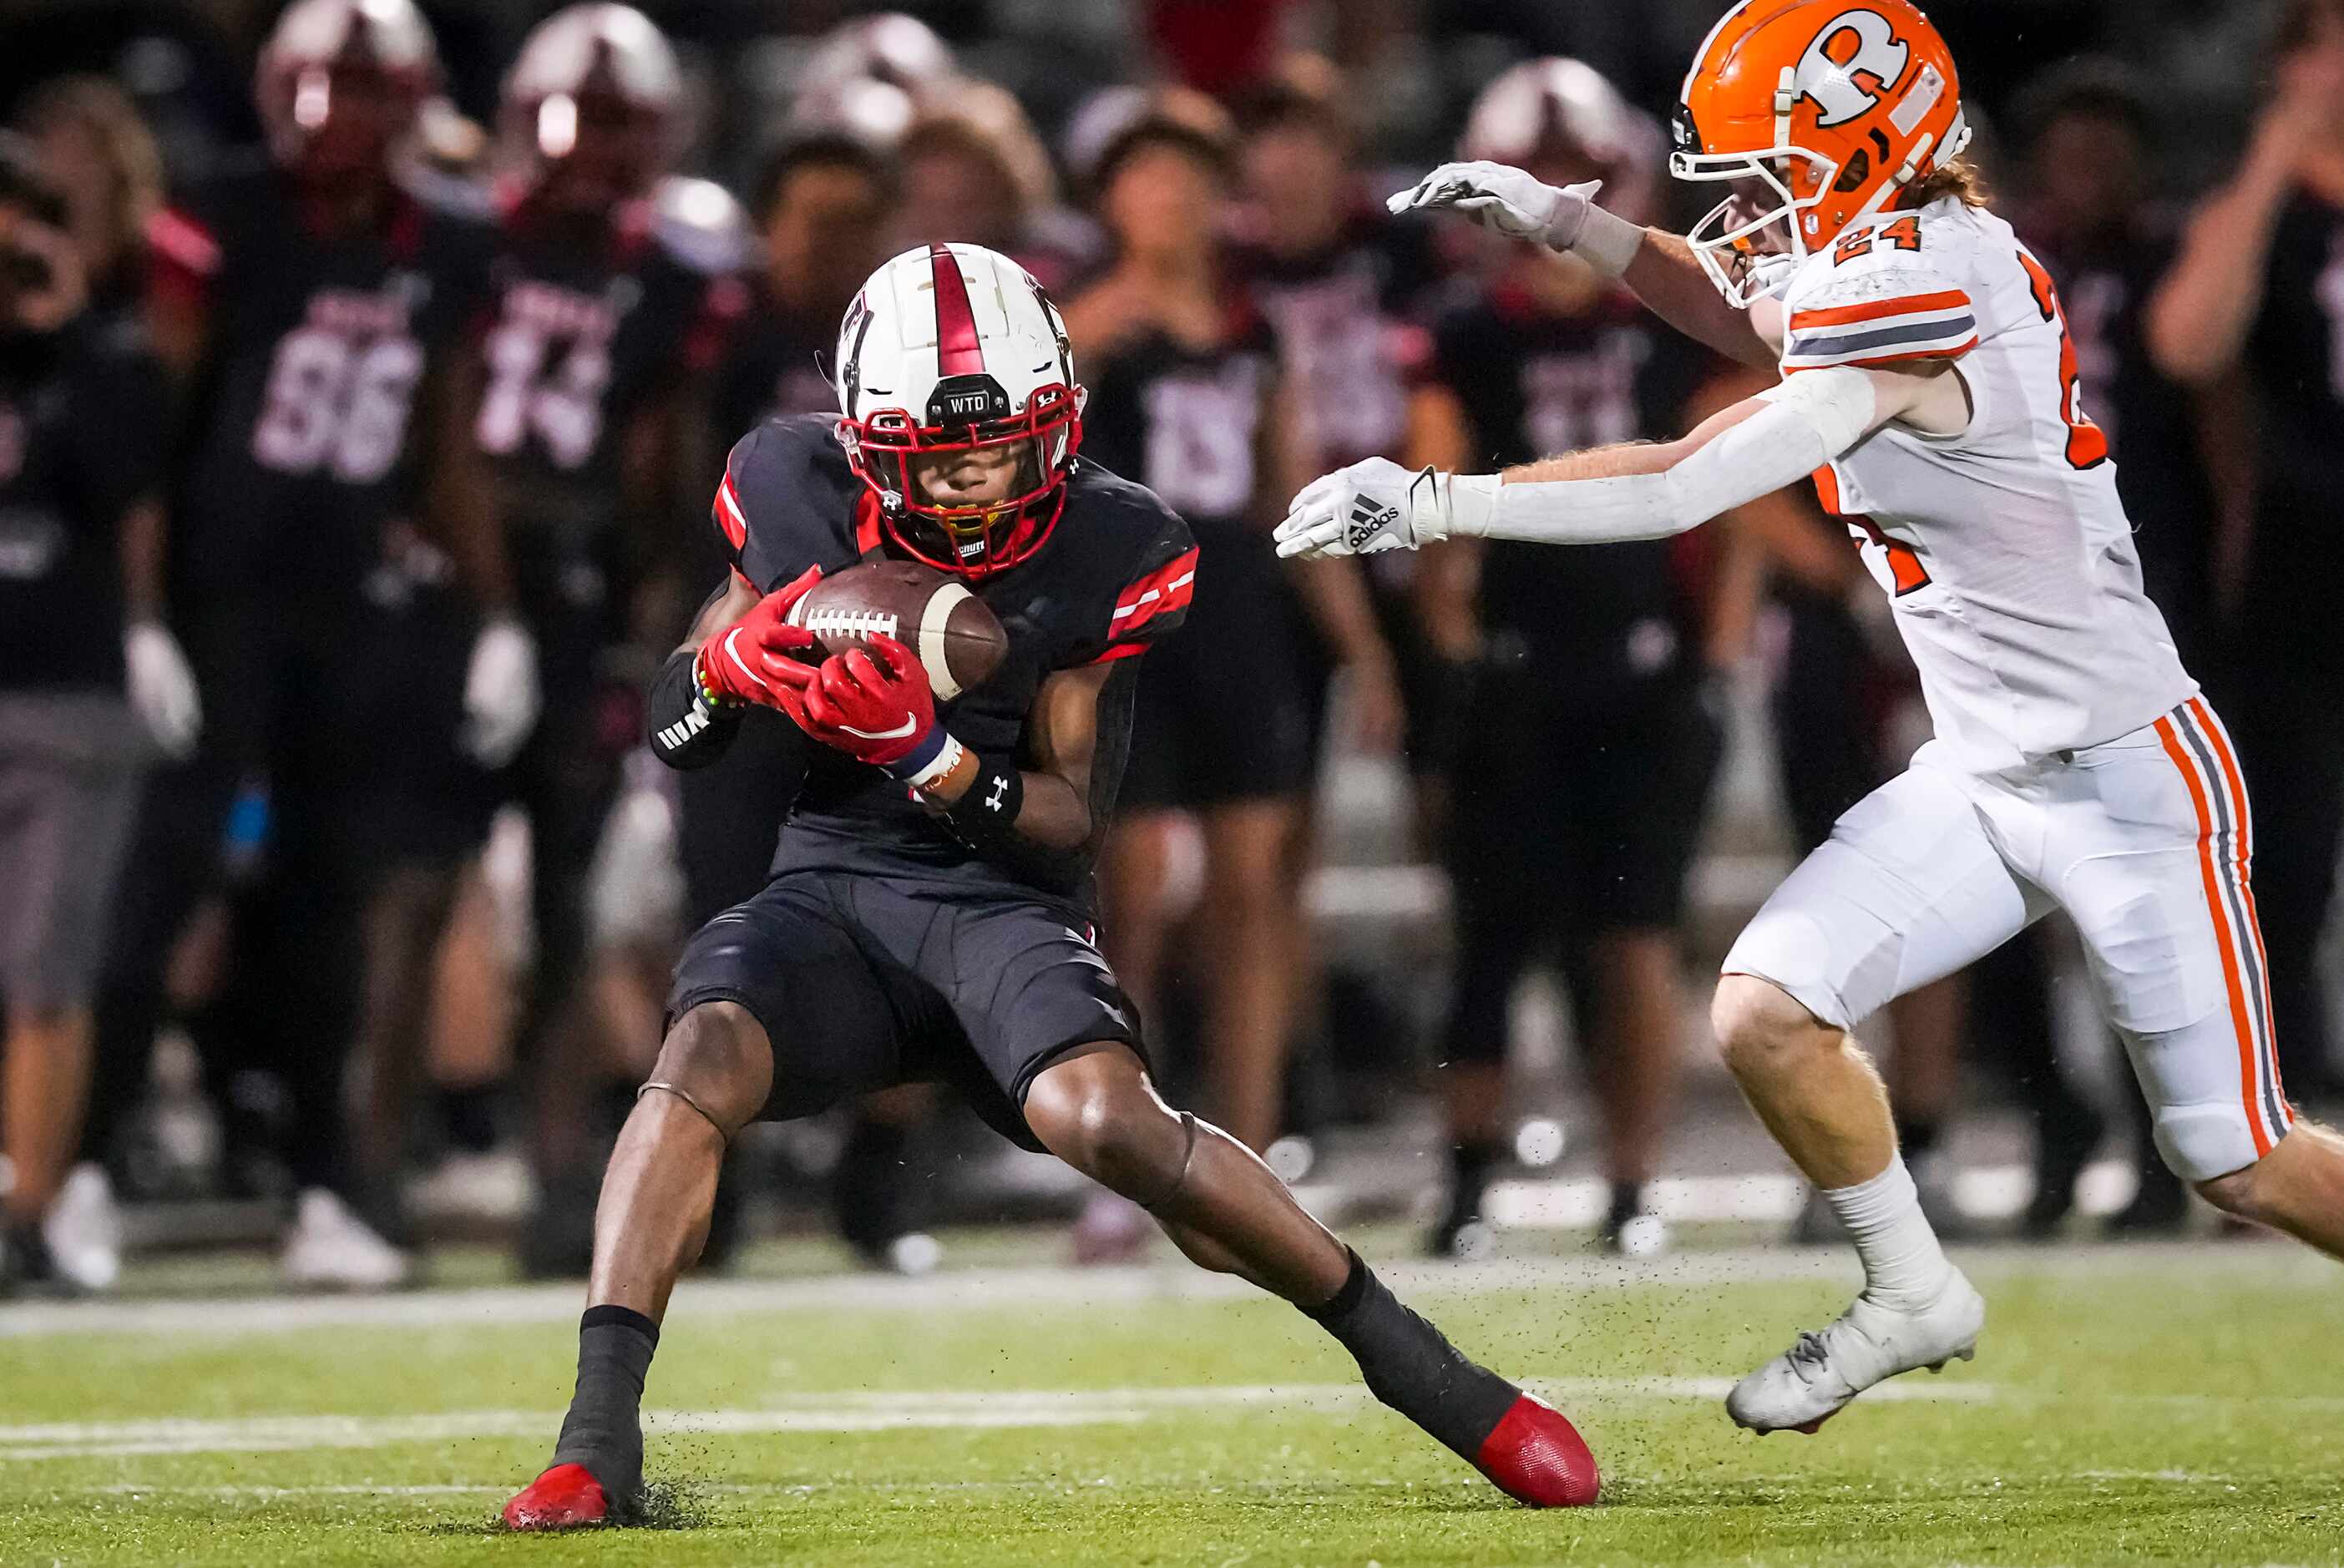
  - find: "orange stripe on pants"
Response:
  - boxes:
[2185,697,2291,1125]
[2154,715,2272,1158]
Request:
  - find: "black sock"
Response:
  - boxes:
[1601,1181,1645,1236]
[1304,1250,1520,1459]
[1895,1112,1943,1164]
[551,1305,657,1511]
[436,1083,503,1155]
[1440,1141,1501,1226]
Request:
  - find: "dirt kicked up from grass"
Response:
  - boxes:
[1,1239,2339,1565]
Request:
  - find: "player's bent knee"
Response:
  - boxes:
[2150,1102,2271,1194]
[1710,974,1831,1081]
[1022,1050,1182,1199]
[2193,1161,2264,1222]
[646,1001,773,1139]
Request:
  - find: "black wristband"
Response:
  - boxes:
[939,751,1024,852]
[647,646,740,770]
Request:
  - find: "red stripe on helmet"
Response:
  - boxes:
[929,244,985,377]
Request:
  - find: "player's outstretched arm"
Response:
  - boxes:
[1389,162,1778,370]
[1277,363,1957,559]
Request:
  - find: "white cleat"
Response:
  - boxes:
[1726,1272,1985,1434]
[281,1189,411,1291]
[44,1164,124,1293]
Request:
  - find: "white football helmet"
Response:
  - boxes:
[500,3,681,197]
[256,0,438,177]
[1461,58,1663,225]
[834,242,1082,579]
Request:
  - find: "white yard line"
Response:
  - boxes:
[6,1371,2321,1466]
[7,1239,2326,1344]
[0,1378,2003,1463]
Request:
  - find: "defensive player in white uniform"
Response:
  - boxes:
[1279,0,2344,1434]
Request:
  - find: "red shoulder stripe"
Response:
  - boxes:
[713,474,747,550]
[1109,546,1199,642]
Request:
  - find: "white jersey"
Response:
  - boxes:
[1773,197,2195,771]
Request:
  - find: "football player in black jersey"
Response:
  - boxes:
[94,0,504,1288]
[1405,62,1723,1257]
[2150,0,2344,1103]
[502,241,1597,1529]
[352,3,747,1275]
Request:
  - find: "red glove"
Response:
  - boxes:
[696,565,822,711]
[781,635,947,775]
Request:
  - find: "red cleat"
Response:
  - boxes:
[501,1463,612,1531]
[1471,1393,1601,1507]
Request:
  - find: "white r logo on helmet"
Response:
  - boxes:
[1795,8,1910,127]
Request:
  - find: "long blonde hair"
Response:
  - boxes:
[16,76,164,284]
[1905,155,1992,210]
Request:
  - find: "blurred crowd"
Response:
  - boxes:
[2,0,2341,1294]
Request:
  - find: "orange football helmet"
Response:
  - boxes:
[1671,0,1970,306]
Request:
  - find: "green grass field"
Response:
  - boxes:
[3,1238,2340,1565]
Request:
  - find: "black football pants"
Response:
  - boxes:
[86,589,382,1197]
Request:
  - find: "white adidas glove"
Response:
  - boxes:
[123,621,201,759]
[1277,458,1453,560]
[1389,161,1605,251]
[461,615,540,768]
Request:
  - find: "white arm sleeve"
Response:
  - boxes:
[1443,367,1880,545]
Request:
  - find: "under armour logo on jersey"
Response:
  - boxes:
[986,775,1010,812]
[1796,8,1911,126]
[1347,497,1401,551]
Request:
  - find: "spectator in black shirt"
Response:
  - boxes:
[0,131,184,1292]
[2150,0,2344,1102]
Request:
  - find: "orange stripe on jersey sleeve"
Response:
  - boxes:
[2154,714,2274,1159]
[1787,288,1972,331]
[1784,335,1979,373]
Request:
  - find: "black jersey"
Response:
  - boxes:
[148,160,498,594]
[1425,277,1713,690]
[2245,193,2344,503]
[2026,217,2220,665]
[2237,192,2344,659]
[1076,313,1279,542]
[716,415,1195,900]
[1233,214,1441,469]
[475,195,744,537]
[0,314,170,692]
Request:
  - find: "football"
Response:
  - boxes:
[785,559,1009,701]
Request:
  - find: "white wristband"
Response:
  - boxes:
[1570,205,1644,278]
[900,731,965,792]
